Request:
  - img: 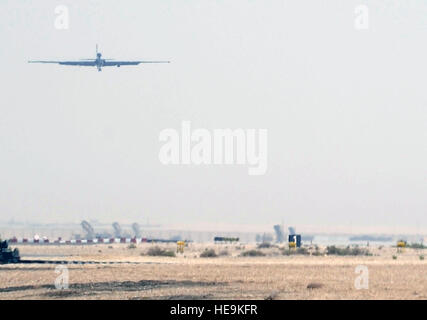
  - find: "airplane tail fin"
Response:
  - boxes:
[96,44,101,58]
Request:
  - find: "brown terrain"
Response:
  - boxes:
[0,243,426,300]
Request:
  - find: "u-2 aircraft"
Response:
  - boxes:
[29,45,170,71]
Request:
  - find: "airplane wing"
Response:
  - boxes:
[103,60,170,67]
[28,60,96,66]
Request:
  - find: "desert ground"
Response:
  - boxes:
[0,243,426,300]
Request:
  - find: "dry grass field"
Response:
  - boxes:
[0,243,426,300]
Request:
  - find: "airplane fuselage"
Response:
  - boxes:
[95,53,105,71]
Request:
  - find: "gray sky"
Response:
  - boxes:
[0,0,426,232]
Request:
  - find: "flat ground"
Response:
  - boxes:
[0,243,426,300]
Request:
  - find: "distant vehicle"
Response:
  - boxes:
[0,240,20,264]
[29,45,170,72]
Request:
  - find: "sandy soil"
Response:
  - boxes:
[0,243,426,300]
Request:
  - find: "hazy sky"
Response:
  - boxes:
[0,1,426,232]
